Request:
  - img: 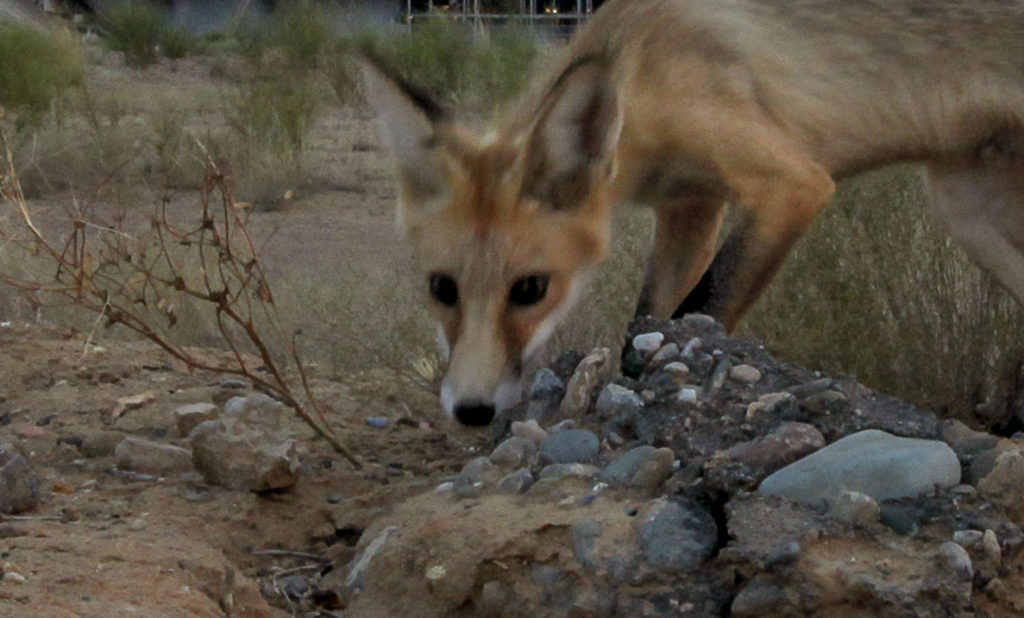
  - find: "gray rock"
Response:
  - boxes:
[637,498,717,573]
[731,577,788,616]
[365,417,388,429]
[189,393,299,491]
[495,468,533,494]
[729,364,762,385]
[0,453,39,514]
[940,541,973,582]
[661,362,691,383]
[594,384,643,416]
[786,377,834,399]
[953,529,984,549]
[80,430,129,458]
[489,436,536,469]
[977,448,1024,510]
[677,388,698,404]
[114,437,193,475]
[459,456,501,484]
[539,429,600,465]
[632,332,664,353]
[527,369,565,420]
[759,429,960,505]
[650,342,680,365]
[828,490,880,525]
[174,403,218,436]
[984,529,1002,564]
[453,475,483,499]
[745,392,796,420]
[572,519,603,570]
[537,463,600,481]
[511,420,548,447]
[600,446,674,490]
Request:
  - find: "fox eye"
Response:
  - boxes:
[509,275,549,307]
[429,273,459,306]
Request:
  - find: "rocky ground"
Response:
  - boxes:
[3,316,1024,617]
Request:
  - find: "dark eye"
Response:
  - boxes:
[429,273,459,306]
[509,275,549,307]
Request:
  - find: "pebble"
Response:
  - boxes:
[453,476,482,499]
[600,446,674,490]
[219,379,247,389]
[977,448,1024,510]
[983,529,1002,564]
[2,572,26,584]
[677,388,698,404]
[786,378,834,399]
[537,463,601,481]
[558,348,611,419]
[114,437,194,475]
[939,541,974,582]
[952,529,984,549]
[489,437,536,469]
[495,468,533,494]
[527,369,565,421]
[745,392,796,420]
[459,457,501,484]
[650,343,680,365]
[511,420,549,447]
[538,429,600,465]
[759,429,961,505]
[724,422,825,476]
[365,417,388,429]
[175,403,219,436]
[638,498,717,573]
[828,490,880,525]
[662,362,691,382]
[594,384,644,416]
[0,454,40,514]
[632,332,664,353]
[729,364,762,384]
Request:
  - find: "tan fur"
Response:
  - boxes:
[365,0,1024,423]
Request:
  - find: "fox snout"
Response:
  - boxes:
[438,324,525,426]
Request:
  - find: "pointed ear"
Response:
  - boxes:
[360,58,449,203]
[522,57,622,208]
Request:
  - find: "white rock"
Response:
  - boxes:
[632,332,665,353]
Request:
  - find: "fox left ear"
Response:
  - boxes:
[522,57,623,209]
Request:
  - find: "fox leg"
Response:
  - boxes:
[672,127,836,332]
[925,158,1024,305]
[636,196,727,319]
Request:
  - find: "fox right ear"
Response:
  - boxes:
[360,59,448,203]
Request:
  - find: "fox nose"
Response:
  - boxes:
[454,402,496,426]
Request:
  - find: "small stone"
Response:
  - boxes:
[459,457,501,484]
[365,417,388,429]
[677,388,698,404]
[650,343,680,365]
[174,403,218,436]
[745,392,796,420]
[489,437,536,469]
[129,518,146,531]
[977,448,1024,510]
[983,529,1002,564]
[537,463,600,481]
[558,348,611,419]
[526,369,565,421]
[219,379,247,389]
[725,422,825,477]
[632,332,665,353]
[111,391,157,420]
[940,541,973,582]
[425,565,446,581]
[114,438,193,475]
[327,495,342,504]
[828,490,879,525]
[786,378,834,399]
[547,420,576,433]
[600,446,658,485]
[511,420,548,447]
[662,362,691,382]
[731,577,787,616]
[479,581,511,614]
[729,364,762,384]
[953,529,984,549]
[281,575,310,598]
[3,572,26,584]
[630,448,675,490]
[80,430,128,458]
[594,384,643,416]
[539,429,600,465]
[35,415,56,427]
[495,468,533,494]
[453,476,482,499]
[0,454,40,514]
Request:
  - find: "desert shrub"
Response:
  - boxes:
[235,0,330,75]
[101,1,192,67]
[744,165,1024,429]
[0,23,84,125]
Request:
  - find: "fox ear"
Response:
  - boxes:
[523,57,622,208]
[361,58,449,204]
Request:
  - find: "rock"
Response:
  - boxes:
[0,453,40,514]
[731,577,787,616]
[510,420,548,447]
[600,446,674,490]
[983,529,1002,565]
[729,364,762,384]
[594,384,643,417]
[479,581,511,614]
[662,362,691,383]
[637,498,717,573]
[745,392,796,420]
[114,437,193,475]
[977,448,1024,510]
[365,416,388,429]
[459,457,502,484]
[940,541,973,582]
[80,430,128,458]
[453,476,482,499]
[572,519,602,570]
[538,429,600,465]
[526,369,565,421]
[759,429,960,505]
[111,390,157,420]
[632,332,664,353]
[489,437,536,469]
[786,378,834,399]
[537,463,600,481]
[558,348,611,419]
[495,468,533,494]
[828,490,879,525]
[724,422,825,477]
[677,388,698,404]
[189,393,299,491]
[952,529,983,549]
[650,343,679,365]
[174,403,219,436]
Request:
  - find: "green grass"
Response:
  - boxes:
[0,23,84,125]
[100,1,193,67]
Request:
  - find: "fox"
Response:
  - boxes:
[362,0,1024,426]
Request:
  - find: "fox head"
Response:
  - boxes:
[363,57,622,426]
